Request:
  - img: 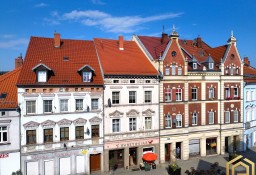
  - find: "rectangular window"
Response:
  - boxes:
[176,88,182,101]
[192,113,197,125]
[165,88,172,102]
[230,66,234,75]
[246,91,250,101]
[60,127,69,141]
[75,126,84,140]
[43,100,52,113]
[44,128,53,143]
[112,92,120,104]
[92,125,100,138]
[165,67,170,75]
[192,88,197,100]
[82,72,92,82]
[209,112,214,124]
[176,114,182,127]
[234,87,238,97]
[144,91,152,103]
[26,101,36,114]
[38,71,47,82]
[113,80,119,83]
[209,88,215,99]
[225,88,230,98]
[246,111,250,122]
[251,91,254,101]
[236,68,239,75]
[26,130,36,144]
[145,117,152,130]
[225,111,230,123]
[129,118,136,131]
[129,91,136,104]
[234,110,238,122]
[112,119,120,132]
[165,115,172,128]
[0,126,8,143]
[193,63,197,69]
[91,99,99,110]
[60,99,68,112]
[209,63,214,69]
[75,99,83,111]
[130,80,135,83]
[172,65,176,75]
[178,67,182,75]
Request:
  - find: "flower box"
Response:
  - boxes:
[169,164,181,175]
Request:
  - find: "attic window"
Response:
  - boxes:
[171,51,177,57]
[0,93,7,99]
[130,80,135,83]
[63,56,69,61]
[193,63,197,69]
[113,80,119,83]
[38,71,47,82]
[83,72,92,82]
[209,63,214,69]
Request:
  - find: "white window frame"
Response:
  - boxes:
[225,88,230,98]
[91,98,99,110]
[75,99,83,111]
[236,68,239,75]
[176,88,182,101]
[178,67,182,75]
[145,117,152,130]
[246,110,250,122]
[209,111,214,124]
[209,63,214,69]
[176,114,182,127]
[43,100,52,113]
[234,110,238,122]
[193,63,197,69]
[38,70,47,82]
[251,91,255,101]
[234,87,238,97]
[82,72,92,82]
[165,67,170,75]
[129,118,136,131]
[165,88,172,102]
[230,66,234,75]
[112,91,120,104]
[172,64,176,75]
[246,91,250,101]
[192,112,197,125]
[60,99,69,112]
[192,88,197,100]
[0,126,8,143]
[209,87,215,99]
[112,119,120,133]
[129,91,136,104]
[165,115,172,128]
[144,91,152,104]
[26,100,36,114]
[225,111,230,123]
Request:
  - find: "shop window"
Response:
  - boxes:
[60,127,69,141]
[44,128,53,143]
[75,126,84,140]
[26,130,36,144]
[206,138,217,155]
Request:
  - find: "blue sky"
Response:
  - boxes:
[1,0,256,71]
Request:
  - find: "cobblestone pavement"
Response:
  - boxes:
[92,147,256,175]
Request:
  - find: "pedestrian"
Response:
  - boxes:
[176,147,180,159]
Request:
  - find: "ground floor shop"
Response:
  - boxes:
[21,147,103,175]
[104,137,159,171]
[0,151,20,175]
[243,128,256,151]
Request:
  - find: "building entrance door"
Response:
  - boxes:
[129,148,137,166]
[165,143,171,161]
[90,153,101,172]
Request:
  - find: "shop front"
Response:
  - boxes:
[104,137,159,171]
[206,137,217,155]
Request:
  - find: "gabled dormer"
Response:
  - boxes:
[78,65,95,82]
[203,55,215,70]
[32,63,52,83]
[191,55,198,70]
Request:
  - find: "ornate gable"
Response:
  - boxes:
[57,119,72,126]
[89,116,102,125]
[142,109,155,116]
[41,120,56,128]
[109,110,124,118]
[73,118,87,126]
[126,109,140,117]
[23,121,40,129]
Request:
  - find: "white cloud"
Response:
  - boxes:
[59,10,183,33]
[43,18,60,25]
[34,3,48,8]
[0,38,29,49]
[91,0,105,5]
[2,34,15,39]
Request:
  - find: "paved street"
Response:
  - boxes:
[93,147,256,175]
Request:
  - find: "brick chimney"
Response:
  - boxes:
[161,33,169,44]
[197,36,202,48]
[244,57,250,66]
[54,33,61,48]
[118,36,124,50]
[15,55,23,68]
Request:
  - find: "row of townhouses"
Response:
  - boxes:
[1,30,256,175]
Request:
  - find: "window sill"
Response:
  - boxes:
[0,142,10,145]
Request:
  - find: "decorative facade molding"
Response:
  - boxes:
[109,110,124,118]
[89,116,102,125]
[126,109,140,117]
[142,109,155,116]
[41,120,56,128]
[23,121,40,129]
[57,119,72,126]
[73,118,87,126]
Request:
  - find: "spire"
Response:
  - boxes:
[170,24,179,38]
[227,30,236,44]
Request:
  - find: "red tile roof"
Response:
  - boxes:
[94,38,158,76]
[244,65,256,83]
[0,67,22,109]
[17,36,103,86]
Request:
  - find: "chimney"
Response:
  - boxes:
[54,33,61,48]
[161,33,169,44]
[244,57,250,66]
[197,36,202,48]
[15,55,23,68]
[118,36,124,50]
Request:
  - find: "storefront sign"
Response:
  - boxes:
[0,153,9,158]
[105,138,159,149]
[31,150,79,160]
[109,131,158,141]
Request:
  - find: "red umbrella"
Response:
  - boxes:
[142,152,158,162]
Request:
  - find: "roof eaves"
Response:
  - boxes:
[133,35,155,61]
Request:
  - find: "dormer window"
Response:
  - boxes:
[38,71,47,82]
[78,65,95,83]
[209,63,214,70]
[193,63,197,69]
[82,72,92,82]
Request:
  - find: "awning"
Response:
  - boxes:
[142,152,157,162]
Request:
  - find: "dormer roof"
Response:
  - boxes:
[78,65,95,72]
[32,63,52,71]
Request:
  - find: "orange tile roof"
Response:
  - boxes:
[94,38,158,76]
[244,65,256,83]
[0,67,22,109]
[17,36,103,86]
